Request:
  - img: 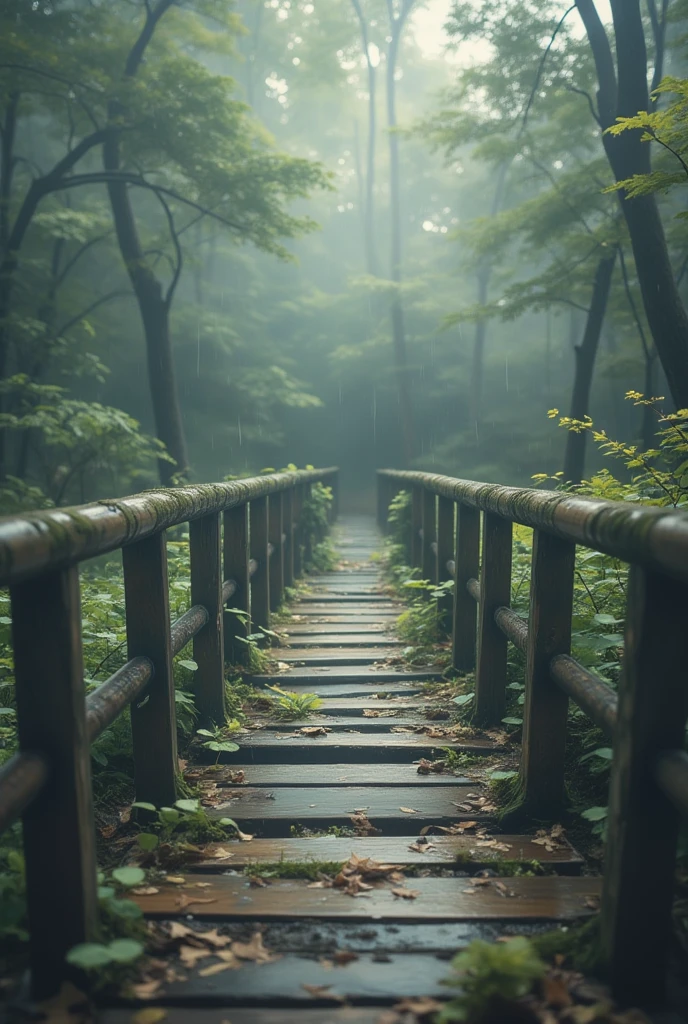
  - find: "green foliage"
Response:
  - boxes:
[605,77,688,209]
[132,797,243,846]
[265,684,323,719]
[439,937,546,1022]
[385,489,412,569]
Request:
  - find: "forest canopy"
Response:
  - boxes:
[1,0,687,506]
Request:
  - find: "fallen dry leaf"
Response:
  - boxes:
[301,984,347,1003]
[179,945,212,968]
[132,886,160,896]
[332,950,359,966]
[237,829,255,842]
[393,997,444,1014]
[300,726,331,737]
[232,931,280,963]
[408,841,435,854]
[248,875,269,887]
[391,887,420,899]
[198,959,240,978]
[131,979,163,1001]
[132,1009,168,1024]
[399,806,417,814]
[174,894,218,911]
[167,922,195,941]
[198,928,231,948]
[203,847,234,860]
[166,876,186,885]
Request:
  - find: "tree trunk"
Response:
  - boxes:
[350,0,379,276]
[104,134,188,484]
[469,268,490,433]
[563,251,617,485]
[386,4,415,465]
[576,0,688,410]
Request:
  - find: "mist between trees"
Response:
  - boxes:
[1,0,687,511]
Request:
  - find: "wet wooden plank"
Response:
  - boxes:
[132,874,602,921]
[205,784,476,821]
[250,666,442,685]
[247,717,435,732]
[262,683,423,698]
[187,764,469,788]
[101,1012,388,1024]
[283,635,399,647]
[305,698,423,713]
[214,732,498,764]
[192,833,584,870]
[270,648,397,665]
[106,953,453,1006]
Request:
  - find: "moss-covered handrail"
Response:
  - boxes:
[377,467,688,1006]
[0,465,338,999]
[378,468,688,585]
[0,468,338,586]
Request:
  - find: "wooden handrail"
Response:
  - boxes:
[0,466,338,998]
[378,468,688,1005]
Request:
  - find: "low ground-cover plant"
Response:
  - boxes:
[265,684,323,719]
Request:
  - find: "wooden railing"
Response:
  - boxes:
[0,467,338,996]
[378,469,688,1004]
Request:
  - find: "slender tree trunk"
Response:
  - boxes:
[103,0,188,484]
[350,0,379,276]
[563,251,617,484]
[386,3,415,465]
[576,0,688,409]
[104,134,188,484]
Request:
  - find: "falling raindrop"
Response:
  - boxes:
[505,355,509,392]
[238,417,242,445]
[372,389,377,443]
[197,324,201,376]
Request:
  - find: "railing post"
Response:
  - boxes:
[601,566,688,1003]
[304,482,314,569]
[518,530,575,817]
[190,513,225,726]
[12,567,98,998]
[436,495,454,636]
[452,503,480,673]
[330,471,340,523]
[283,486,294,590]
[123,532,178,807]
[269,491,284,612]
[421,488,437,583]
[411,485,422,569]
[474,512,512,725]
[377,473,395,533]
[223,504,250,665]
[293,484,304,579]
[250,495,270,630]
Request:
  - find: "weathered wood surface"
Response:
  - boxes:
[188,763,469,787]
[213,732,500,764]
[132,874,601,921]
[192,834,584,869]
[250,666,442,684]
[269,647,400,665]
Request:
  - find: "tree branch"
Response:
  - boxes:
[55,289,132,338]
[153,191,183,309]
[520,5,576,132]
[565,84,601,126]
[574,0,618,128]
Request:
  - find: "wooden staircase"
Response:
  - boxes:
[113,515,599,1020]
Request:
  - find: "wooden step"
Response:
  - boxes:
[262,683,422,698]
[186,763,472,787]
[270,648,396,665]
[246,717,440,732]
[191,834,584,872]
[250,666,442,685]
[214,732,499,764]
[101,1012,383,1024]
[131,874,602,922]
[283,635,400,647]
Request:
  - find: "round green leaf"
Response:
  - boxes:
[175,798,200,814]
[106,898,144,919]
[159,807,181,823]
[107,938,144,963]
[137,832,159,852]
[582,805,608,821]
[112,866,145,887]
[131,802,157,813]
[66,943,113,968]
[178,659,198,671]
[218,817,238,828]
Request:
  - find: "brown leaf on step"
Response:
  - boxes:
[307,879,333,889]
[583,895,601,911]
[132,886,160,896]
[541,974,572,1009]
[533,825,568,853]
[301,984,347,1003]
[198,959,240,978]
[391,887,420,899]
[363,709,381,717]
[332,950,359,966]
[231,932,280,963]
[408,841,435,853]
[419,825,434,836]
[174,894,218,911]
[350,812,381,835]
[166,875,186,884]
[393,997,444,1014]
[399,806,417,814]
[237,829,254,842]
[131,979,163,1001]
[248,875,269,887]
[300,726,331,737]
[132,1009,168,1024]
[493,881,517,898]
[179,945,212,968]
[197,928,231,948]
[203,846,234,860]
[167,922,195,941]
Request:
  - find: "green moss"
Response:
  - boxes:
[531,916,602,973]
[243,859,344,880]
